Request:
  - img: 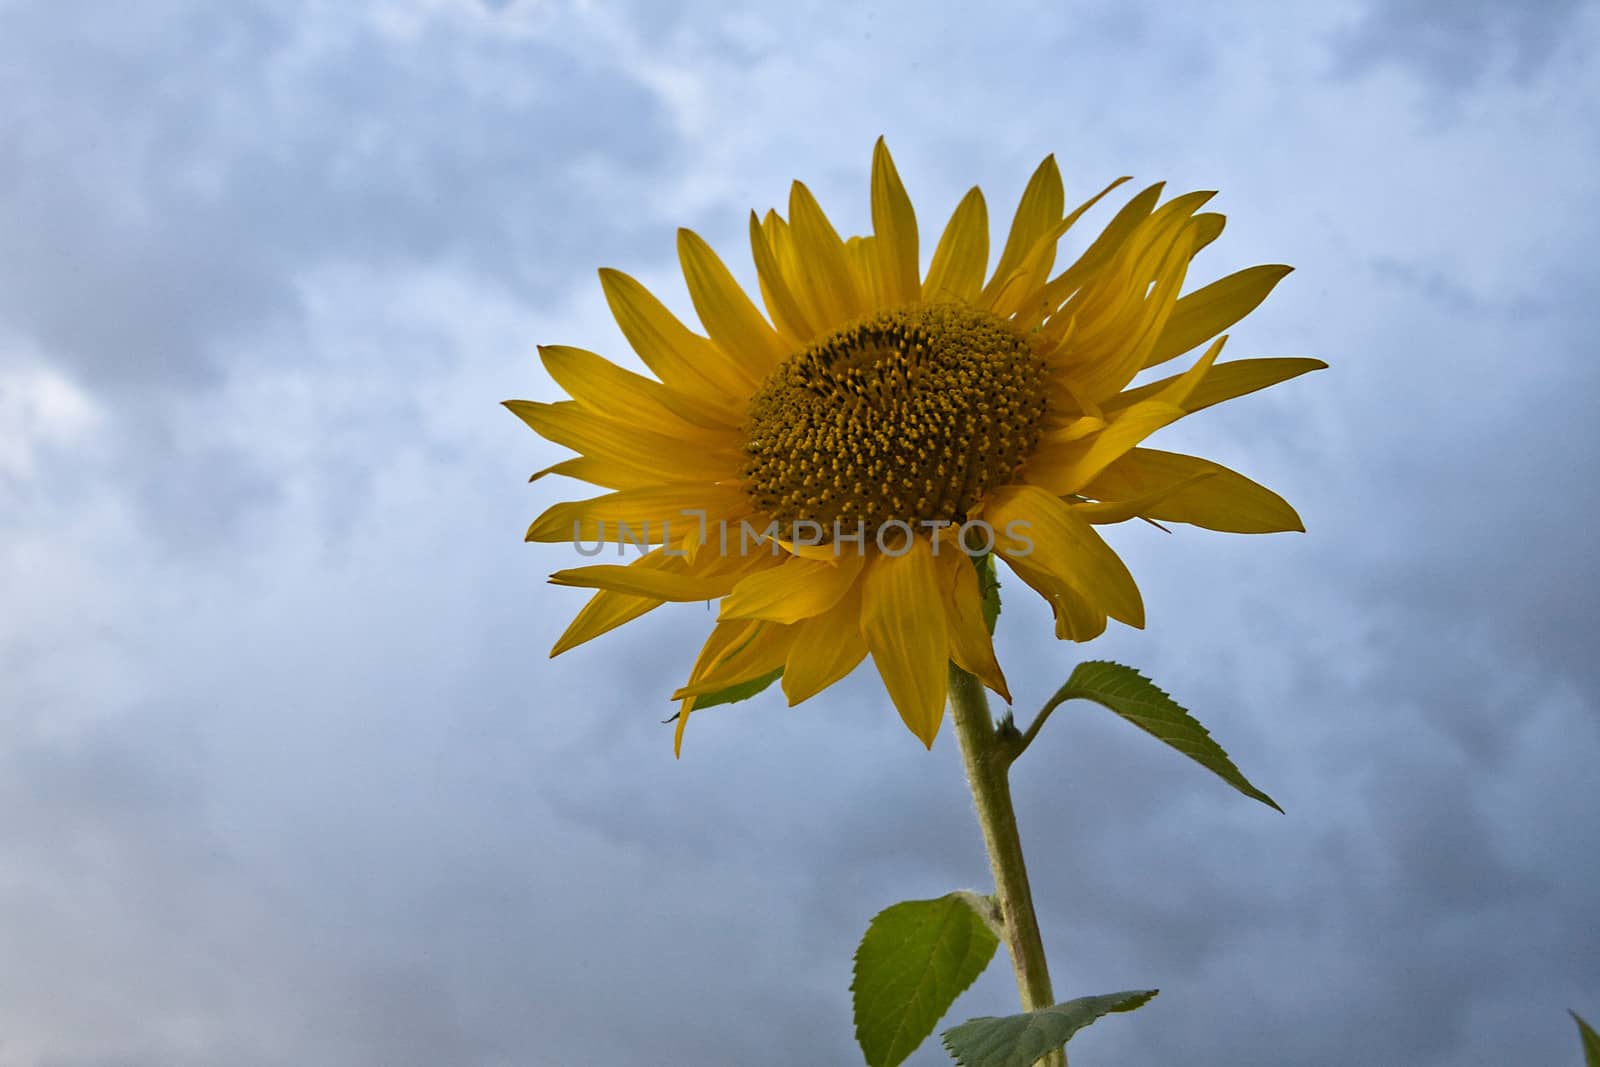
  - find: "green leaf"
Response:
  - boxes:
[689,667,783,711]
[1574,1011,1600,1067]
[976,553,1001,635]
[1047,660,1282,812]
[853,893,1002,1067]
[941,989,1159,1067]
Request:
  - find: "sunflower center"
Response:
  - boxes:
[742,304,1049,535]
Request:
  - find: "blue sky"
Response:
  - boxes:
[1,1,1596,1064]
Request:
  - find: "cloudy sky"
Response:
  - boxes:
[2,0,1597,1064]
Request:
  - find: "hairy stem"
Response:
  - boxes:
[947,663,1065,1067]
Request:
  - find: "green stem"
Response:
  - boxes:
[948,663,1066,1067]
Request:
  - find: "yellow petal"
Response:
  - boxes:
[551,588,664,656]
[528,456,652,491]
[1153,333,1226,408]
[552,589,663,656]
[1144,188,1217,232]
[922,187,989,304]
[1046,413,1105,443]
[1191,212,1225,253]
[526,482,752,544]
[1034,182,1165,315]
[775,537,847,561]
[504,399,737,483]
[782,583,868,705]
[983,221,1064,319]
[982,155,1063,304]
[549,547,714,656]
[749,212,817,344]
[1057,203,1207,401]
[1061,176,1134,238]
[673,619,767,754]
[788,181,863,326]
[1022,400,1188,495]
[672,621,794,699]
[1069,471,1213,524]
[1144,264,1293,370]
[1032,186,1188,358]
[984,484,1144,627]
[550,551,771,601]
[1084,448,1305,533]
[871,137,921,306]
[762,211,831,337]
[848,235,885,309]
[677,228,788,378]
[1106,356,1328,415]
[860,540,950,748]
[935,549,1010,704]
[598,268,754,403]
[1003,552,1108,641]
[998,176,1133,326]
[538,344,737,434]
[719,552,865,624]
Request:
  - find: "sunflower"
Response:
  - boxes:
[508,139,1321,752]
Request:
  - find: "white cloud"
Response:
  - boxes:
[0,356,101,481]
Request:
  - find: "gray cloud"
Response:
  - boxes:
[1331,0,1590,88]
[0,0,677,392]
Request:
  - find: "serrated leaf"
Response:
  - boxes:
[976,553,1002,635]
[853,894,1002,1067]
[941,989,1159,1067]
[689,667,783,711]
[1575,1011,1600,1067]
[1048,660,1281,812]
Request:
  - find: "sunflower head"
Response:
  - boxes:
[743,303,1048,532]
[509,138,1322,753]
